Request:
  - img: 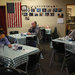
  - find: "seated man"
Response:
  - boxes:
[27,21,39,35]
[27,21,41,46]
[0,30,12,48]
[69,29,75,40]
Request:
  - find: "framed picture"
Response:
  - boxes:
[53,8,58,12]
[29,13,33,16]
[25,16,30,20]
[42,8,46,12]
[57,8,63,12]
[21,5,27,11]
[58,13,64,18]
[37,8,41,12]
[34,13,38,16]
[39,13,44,16]
[45,13,49,16]
[47,8,51,12]
[50,13,55,16]
[23,13,28,16]
[31,9,35,12]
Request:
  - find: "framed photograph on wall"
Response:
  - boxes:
[24,13,28,16]
[29,13,33,16]
[50,13,55,16]
[53,8,58,12]
[21,5,27,11]
[57,8,63,12]
[47,8,51,12]
[45,13,49,16]
[37,8,41,12]
[34,13,38,16]
[42,8,46,12]
[39,13,44,16]
[31,9,35,12]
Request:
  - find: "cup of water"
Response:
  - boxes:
[0,44,4,51]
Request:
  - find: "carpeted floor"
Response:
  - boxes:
[17,42,75,75]
[36,42,75,75]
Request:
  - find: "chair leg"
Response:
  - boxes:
[49,50,55,68]
[65,65,70,75]
[39,65,43,75]
[61,60,65,72]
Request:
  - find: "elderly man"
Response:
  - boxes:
[27,21,41,47]
[69,29,75,40]
[0,30,12,48]
[27,21,39,35]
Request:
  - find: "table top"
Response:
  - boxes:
[9,34,36,39]
[52,37,75,53]
[52,37,75,45]
[0,44,40,60]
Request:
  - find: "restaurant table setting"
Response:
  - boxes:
[0,44,40,68]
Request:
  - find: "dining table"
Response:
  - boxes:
[0,44,40,68]
[52,37,75,54]
[8,33,36,45]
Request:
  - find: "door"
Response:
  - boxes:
[0,6,7,35]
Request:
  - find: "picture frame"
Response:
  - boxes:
[23,13,28,16]
[31,9,35,12]
[57,8,63,12]
[50,13,55,16]
[37,8,41,12]
[21,5,27,11]
[29,13,33,16]
[34,13,38,16]
[42,8,46,12]
[39,13,44,16]
[45,13,49,16]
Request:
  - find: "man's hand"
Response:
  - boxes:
[27,32,31,35]
[8,44,12,48]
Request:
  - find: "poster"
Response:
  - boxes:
[57,18,64,24]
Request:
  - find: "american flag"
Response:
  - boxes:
[7,2,22,28]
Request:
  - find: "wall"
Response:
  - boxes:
[0,0,75,36]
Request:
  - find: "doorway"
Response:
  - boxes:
[66,5,75,35]
[0,6,7,35]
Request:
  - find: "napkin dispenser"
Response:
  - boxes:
[18,46,22,50]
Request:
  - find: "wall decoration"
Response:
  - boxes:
[27,8,30,12]
[45,13,49,16]
[37,8,41,12]
[29,13,33,16]
[53,8,58,12]
[7,2,22,28]
[34,13,38,16]
[47,8,51,12]
[57,13,64,18]
[21,5,27,11]
[57,8,62,12]
[50,13,55,16]
[39,13,44,16]
[24,13,28,16]
[42,8,46,12]
[31,9,35,12]
[25,16,30,20]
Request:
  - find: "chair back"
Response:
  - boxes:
[51,27,59,39]
[26,36,37,47]
[52,41,65,53]
[27,52,40,71]
[0,68,25,75]
[10,31,19,34]
[41,29,45,38]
